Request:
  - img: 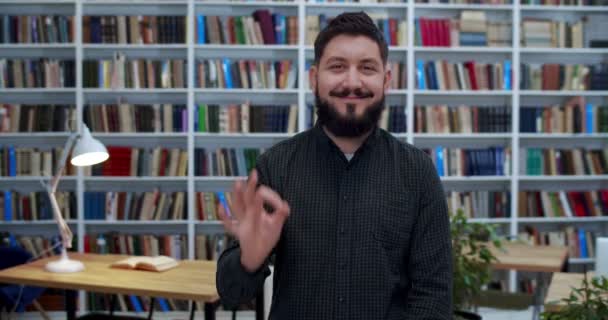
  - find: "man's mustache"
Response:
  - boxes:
[329,88,374,99]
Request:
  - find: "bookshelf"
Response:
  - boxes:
[1,0,607,314]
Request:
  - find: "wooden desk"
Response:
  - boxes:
[491,242,569,273]
[544,272,594,313]
[489,242,569,320]
[0,253,219,320]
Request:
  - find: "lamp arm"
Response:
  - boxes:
[50,132,79,194]
[47,131,79,250]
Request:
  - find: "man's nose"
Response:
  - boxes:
[342,67,363,89]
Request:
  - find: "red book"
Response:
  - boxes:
[389,19,397,46]
[227,17,236,44]
[567,192,588,217]
[443,19,451,46]
[420,18,429,46]
[464,62,479,90]
[252,10,276,44]
[159,149,168,176]
[84,234,90,253]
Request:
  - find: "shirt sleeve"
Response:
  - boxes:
[404,154,453,319]
[215,153,273,309]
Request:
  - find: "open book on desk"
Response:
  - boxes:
[110,255,179,272]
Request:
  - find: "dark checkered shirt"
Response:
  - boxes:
[216,123,453,319]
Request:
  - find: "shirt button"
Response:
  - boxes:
[338,297,344,302]
[342,195,348,201]
[339,228,345,234]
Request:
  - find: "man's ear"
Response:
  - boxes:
[309,64,318,94]
[383,65,392,92]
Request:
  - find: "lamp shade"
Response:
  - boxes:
[70,125,109,167]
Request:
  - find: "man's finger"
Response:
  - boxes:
[217,204,237,236]
[243,169,258,207]
[264,200,290,227]
[231,180,246,221]
[256,186,286,215]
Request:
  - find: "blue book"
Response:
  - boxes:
[158,298,170,312]
[416,60,426,89]
[578,229,588,258]
[8,146,16,176]
[435,147,445,177]
[216,192,231,217]
[221,58,233,89]
[273,14,286,45]
[503,60,512,90]
[3,191,12,221]
[383,19,390,46]
[414,19,422,46]
[427,63,437,90]
[98,62,104,88]
[586,103,594,133]
[129,295,143,312]
[196,15,206,44]
[2,16,10,43]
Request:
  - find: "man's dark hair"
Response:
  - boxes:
[313,11,388,65]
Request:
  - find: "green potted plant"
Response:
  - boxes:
[451,209,503,320]
[541,273,608,320]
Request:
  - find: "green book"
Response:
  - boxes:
[198,104,208,132]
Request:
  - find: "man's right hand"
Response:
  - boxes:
[218,170,290,273]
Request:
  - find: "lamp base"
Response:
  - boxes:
[45,250,84,273]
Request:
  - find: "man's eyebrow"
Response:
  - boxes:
[360,58,381,65]
[324,57,381,65]
[325,56,347,63]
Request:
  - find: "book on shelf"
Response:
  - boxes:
[85,146,188,177]
[520,63,608,91]
[194,148,262,176]
[83,54,186,89]
[446,190,511,219]
[415,13,511,47]
[0,59,75,88]
[519,225,597,260]
[195,103,297,133]
[0,147,75,177]
[415,105,511,133]
[110,255,179,272]
[416,60,511,90]
[520,148,608,175]
[0,191,76,221]
[197,59,296,89]
[83,16,186,44]
[197,11,298,45]
[521,18,584,48]
[85,103,187,133]
[520,0,607,6]
[520,96,608,133]
[0,15,74,44]
[415,0,512,3]
[306,14,407,46]
[85,191,186,221]
[85,233,187,259]
[0,104,75,133]
[423,146,511,176]
[518,189,608,218]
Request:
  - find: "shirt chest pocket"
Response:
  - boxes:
[373,200,412,249]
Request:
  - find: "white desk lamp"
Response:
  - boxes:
[45,124,109,273]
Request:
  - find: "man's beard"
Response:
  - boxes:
[315,86,385,138]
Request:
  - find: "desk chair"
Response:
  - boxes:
[0,246,47,318]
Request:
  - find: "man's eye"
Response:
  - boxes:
[362,65,376,71]
[329,65,343,70]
